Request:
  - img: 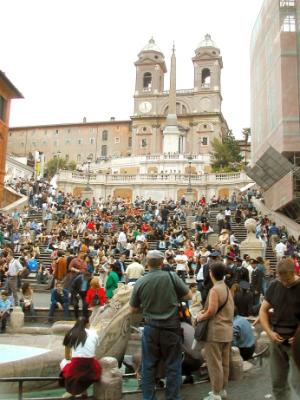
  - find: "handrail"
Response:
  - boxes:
[0,377,94,400]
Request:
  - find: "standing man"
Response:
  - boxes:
[259,258,300,399]
[250,259,264,306]
[130,250,192,400]
[6,251,23,305]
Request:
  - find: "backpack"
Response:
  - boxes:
[92,291,101,306]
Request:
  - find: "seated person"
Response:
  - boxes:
[20,282,36,317]
[85,277,107,308]
[48,281,70,323]
[36,263,50,284]
[232,308,256,361]
[0,290,12,333]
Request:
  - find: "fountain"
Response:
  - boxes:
[0,285,140,395]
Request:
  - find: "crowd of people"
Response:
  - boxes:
[0,177,300,399]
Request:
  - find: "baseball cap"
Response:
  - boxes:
[146,250,164,259]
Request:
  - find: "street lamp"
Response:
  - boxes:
[85,155,93,191]
[56,151,61,175]
[186,154,193,194]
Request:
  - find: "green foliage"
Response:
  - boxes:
[45,157,77,177]
[210,130,244,172]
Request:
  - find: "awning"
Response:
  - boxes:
[239,182,256,192]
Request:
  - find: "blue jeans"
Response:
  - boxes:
[141,320,183,400]
[48,302,69,319]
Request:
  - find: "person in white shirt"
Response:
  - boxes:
[174,248,189,282]
[125,256,145,284]
[60,317,101,398]
[117,230,127,250]
[6,251,23,306]
[275,240,287,262]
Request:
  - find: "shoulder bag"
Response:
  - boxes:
[168,272,192,325]
[194,286,229,342]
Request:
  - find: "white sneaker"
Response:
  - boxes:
[61,392,72,398]
[207,390,227,399]
[203,393,222,400]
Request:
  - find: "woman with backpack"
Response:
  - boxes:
[85,277,107,309]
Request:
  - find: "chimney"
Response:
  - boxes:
[110,117,115,121]
[83,117,87,123]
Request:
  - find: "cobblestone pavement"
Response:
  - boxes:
[123,359,298,400]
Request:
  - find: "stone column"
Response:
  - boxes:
[9,306,24,331]
[239,218,264,259]
[94,357,123,400]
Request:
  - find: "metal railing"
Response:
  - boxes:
[0,376,94,400]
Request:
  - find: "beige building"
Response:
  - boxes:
[8,35,228,170]
[7,119,131,164]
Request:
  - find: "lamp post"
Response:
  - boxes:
[186,153,193,195]
[86,156,92,191]
[56,151,61,175]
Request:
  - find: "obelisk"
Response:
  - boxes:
[163,44,180,154]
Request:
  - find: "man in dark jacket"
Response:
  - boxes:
[48,281,69,322]
[250,259,264,305]
[71,270,91,320]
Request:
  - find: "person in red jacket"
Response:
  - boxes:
[85,277,107,308]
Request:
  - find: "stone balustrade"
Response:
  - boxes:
[58,170,252,186]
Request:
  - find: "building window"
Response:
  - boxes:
[141,138,147,148]
[65,139,71,144]
[128,137,132,147]
[53,140,58,147]
[77,154,81,162]
[0,96,6,121]
[101,145,107,156]
[88,153,93,160]
[201,68,211,88]
[67,128,71,133]
[65,154,69,160]
[102,130,108,140]
[143,72,152,91]
[201,137,208,146]
[282,15,296,31]
[115,137,120,144]
[142,127,147,132]
[55,129,59,135]
[280,0,295,6]
[44,130,47,135]
[90,138,95,145]
[78,139,83,145]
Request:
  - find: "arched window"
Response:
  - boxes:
[143,72,152,91]
[201,68,211,88]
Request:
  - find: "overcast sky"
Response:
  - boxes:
[2,0,263,138]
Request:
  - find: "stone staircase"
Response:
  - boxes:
[208,207,277,270]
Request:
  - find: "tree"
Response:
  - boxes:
[210,130,243,172]
[45,157,76,177]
